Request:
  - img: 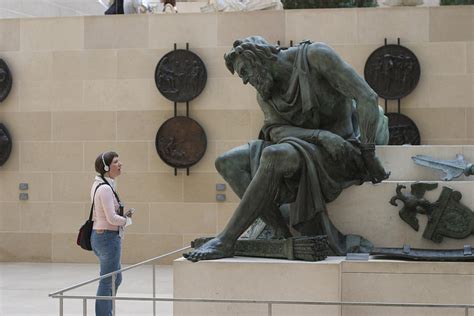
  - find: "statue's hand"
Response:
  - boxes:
[362,150,390,184]
[315,130,348,162]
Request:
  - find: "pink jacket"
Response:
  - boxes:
[91,177,126,231]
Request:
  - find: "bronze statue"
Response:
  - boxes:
[184,36,390,262]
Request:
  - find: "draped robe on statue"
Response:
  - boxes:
[246,41,386,254]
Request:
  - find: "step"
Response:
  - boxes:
[377,145,474,181]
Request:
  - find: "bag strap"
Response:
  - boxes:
[88,183,107,221]
[100,176,122,204]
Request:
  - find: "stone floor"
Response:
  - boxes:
[0,262,173,316]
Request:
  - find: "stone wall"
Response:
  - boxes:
[0,6,472,263]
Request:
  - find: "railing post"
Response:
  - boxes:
[268,303,272,316]
[59,294,64,316]
[112,274,116,316]
[83,298,87,316]
[153,264,156,316]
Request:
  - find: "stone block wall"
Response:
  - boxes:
[0,6,472,263]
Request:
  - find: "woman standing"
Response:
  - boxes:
[90,151,133,316]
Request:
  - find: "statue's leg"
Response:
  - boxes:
[215,144,291,238]
[184,143,301,262]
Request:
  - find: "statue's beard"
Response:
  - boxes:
[253,66,274,101]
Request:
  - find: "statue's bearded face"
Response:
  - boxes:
[234,57,274,100]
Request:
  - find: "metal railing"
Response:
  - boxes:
[49,248,474,316]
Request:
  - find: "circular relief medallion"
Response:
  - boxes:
[364,44,420,100]
[156,116,207,168]
[0,59,13,103]
[155,49,207,103]
[386,112,420,145]
[0,123,12,166]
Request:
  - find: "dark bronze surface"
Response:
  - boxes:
[155,49,207,103]
[0,59,12,103]
[386,112,420,145]
[156,116,207,168]
[0,123,12,166]
[371,247,474,261]
[364,44,420,100]
[390,183,474,243]
[191,236,329,262]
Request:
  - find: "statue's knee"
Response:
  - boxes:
[260,146,300,172]
[261,146,288,166]
[215,154,229,174]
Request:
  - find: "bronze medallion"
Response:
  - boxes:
[0,59,12,103]
[386,112,420,145]
[156,116,207,168]
[0,123,12,166]
[155,50,207,103]
[364,44,420,100]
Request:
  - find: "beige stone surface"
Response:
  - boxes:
[429,6,473,42]
[174,257,342,301]
[21,142,84,172]
[117,48,164,79]
[51,233,96,263]
[409,42,467,76]
[192,110,252,141]
[0,142,19,172]
[52,111,117,141]
[84,15,148,49]
[52,172,93,202]
[217,202,238,231]
[377,145,465,181]
[117,110,173,141]
[20,202,51,233]
[341,306,464,316]
[403,107,467,140]
[0,232,51,261]
[20,17,84,51]
[286,9,358,45]
[0,202,21,232]
[149,13,218,49]
[342,272,474,304]
[150,202,217,235]
[357,7,429,44]
[18,52,53,81]
[328,181,474,249]
[0,173,52,202]
[217,10,285,46]
[50,202,87,233]
[0,112,51,141]
[121,233,183,264]
[0,19,20,51]
[119,172,183,202]
[19,80,54,112]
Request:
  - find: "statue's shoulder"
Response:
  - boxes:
[307,42,336,57]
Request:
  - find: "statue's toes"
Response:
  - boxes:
[182,252,190,258]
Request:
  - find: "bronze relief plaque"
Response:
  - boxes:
[364,44,420,100]
[155,50,207,103]
[0,123,12,166]
[0,59,12,103]
[156,116,207,168]
[386,112,420,145]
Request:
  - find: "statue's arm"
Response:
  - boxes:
[307,43,389,183]
[307,43,379,145]
[257,94,320,143]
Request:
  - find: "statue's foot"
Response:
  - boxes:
[183,237,234,262]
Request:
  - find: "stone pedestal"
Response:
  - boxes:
[173,257,474,316]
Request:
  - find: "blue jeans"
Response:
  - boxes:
[91,230,122,316]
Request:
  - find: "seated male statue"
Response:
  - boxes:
[184,36,390,262]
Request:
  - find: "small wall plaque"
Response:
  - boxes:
[19,193,28,201]
[216,183,226,191]
[19,183,28,190]
[216,194,226,202]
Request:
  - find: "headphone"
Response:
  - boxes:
[101,152,109,172]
